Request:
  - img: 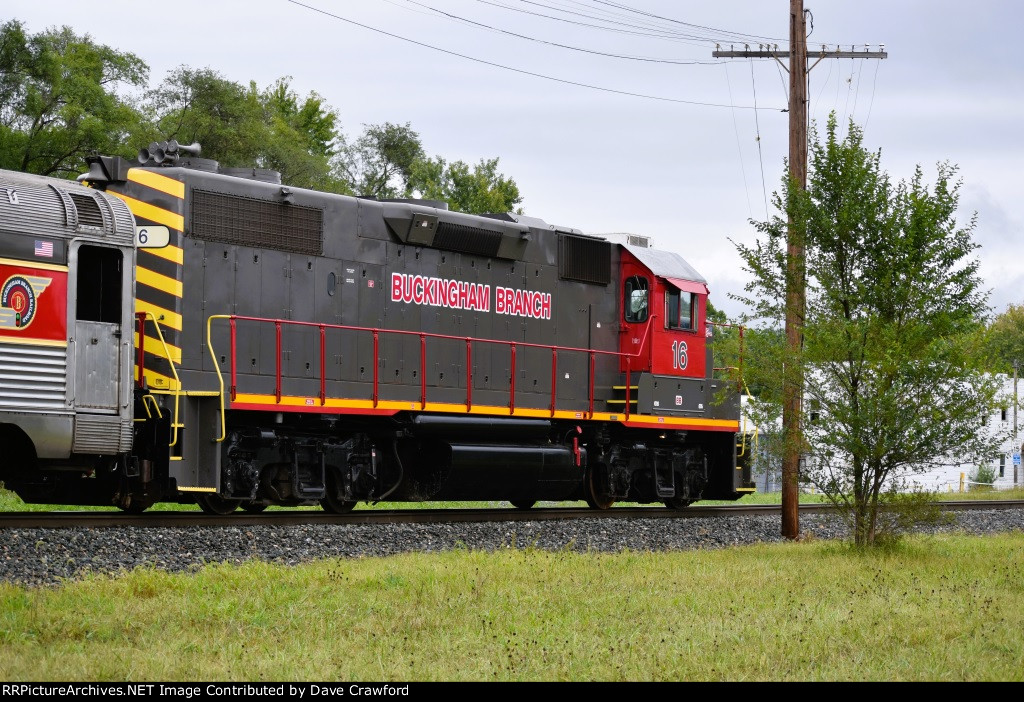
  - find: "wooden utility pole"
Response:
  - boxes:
[713,2,886,540]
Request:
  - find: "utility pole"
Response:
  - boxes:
[713,2,887,540]
[1015,361,1019,486]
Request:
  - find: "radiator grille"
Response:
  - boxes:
[433,221,503,257]
[68,192,105,229]
[72,414,133,454]
[191,190,323,256]
[0,341,67,411]
[558,234,611,285]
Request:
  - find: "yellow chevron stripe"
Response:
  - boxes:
[142,244,184,265]
[134,299,182,331]
[127,169,185,199]
[112,193,184,232]
[133,331,181,364]
[137,266,183,298]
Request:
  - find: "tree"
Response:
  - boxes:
[147,69,349,192]
[258,77,347,192]
[337,122,424,199]
[0,20,149,177]
[734,114,1003,546]
[407,156,523,214]
[146,66,266,168]
[983,303,1024,375]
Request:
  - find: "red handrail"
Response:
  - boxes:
[465,338,473,410]
[274,321,282,403]
[318,324,326,406]
[509,344,517,414]
[549,348,557,417]
[135,312,147,388]
[229,317,237,400]
[419,333,427,409]
[220,314,657,417]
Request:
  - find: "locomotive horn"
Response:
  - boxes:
[138,141,160,164]
[165,139,202,157]
[177,142,202,157]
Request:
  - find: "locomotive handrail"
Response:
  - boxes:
[134,311,184,447]
[206,314,231,443]
[207,313,658,421]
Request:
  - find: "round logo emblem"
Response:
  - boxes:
[1,276,37,328]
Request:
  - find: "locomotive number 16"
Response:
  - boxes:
[671,340,688,370]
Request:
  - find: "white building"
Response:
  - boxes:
[741,374,1023,494]
[912,373,1022,493]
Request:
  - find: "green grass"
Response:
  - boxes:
[0,533,1022,681]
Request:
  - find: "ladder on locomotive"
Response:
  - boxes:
[134,312,218,458]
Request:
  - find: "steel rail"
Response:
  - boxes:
[1,500,1021,529]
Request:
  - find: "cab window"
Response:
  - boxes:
[624,276,648,323]
[665,288,694,330]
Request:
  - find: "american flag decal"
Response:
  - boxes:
[34,240,53,258]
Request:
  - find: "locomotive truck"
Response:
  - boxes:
[0,141,753,513]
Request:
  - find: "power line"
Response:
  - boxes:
[863,60,881,131]
[591,0,786,44]
[723,63,754,220]
[851,58,865,121]
[287,0,782,110]
[476,0,768,46]
[749,59,770,221]
[397,0,723,65]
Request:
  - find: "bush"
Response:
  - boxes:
[969,464,997,490]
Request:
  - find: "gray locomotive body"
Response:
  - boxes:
[0,146,752,513]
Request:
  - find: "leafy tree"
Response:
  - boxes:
[146,66,266,167]
[734,114,1003,546]
[337,121,424,199]
[983,303,1024,375]
[258,77,347,192]
[407,156,523,214]
[0,20,149,177]
[147,69,349,192]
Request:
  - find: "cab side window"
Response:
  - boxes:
[624,276,649,323]
[665,289,694,330]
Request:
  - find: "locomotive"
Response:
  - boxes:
[0,140,753,514]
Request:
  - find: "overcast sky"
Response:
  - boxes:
[9,1,1023,320]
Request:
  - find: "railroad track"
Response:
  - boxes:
[2,499,1022,529]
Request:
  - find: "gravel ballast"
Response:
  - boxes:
[1,509,1022,587]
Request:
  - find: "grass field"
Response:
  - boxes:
[0,533,1022,681]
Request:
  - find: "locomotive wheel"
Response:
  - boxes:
[321,467,356,514]
[509,499,536,510]
[118,499,152,514]
[320,493,356,514]
[196,494,238,515]
[664,497,694,510]
[240,501,267,513]
[584,465,615,510]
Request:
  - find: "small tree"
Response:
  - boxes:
[734,114,1003,546]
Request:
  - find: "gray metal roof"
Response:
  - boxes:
[623,244,707,284]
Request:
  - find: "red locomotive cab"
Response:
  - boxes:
[618,246,708,380]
